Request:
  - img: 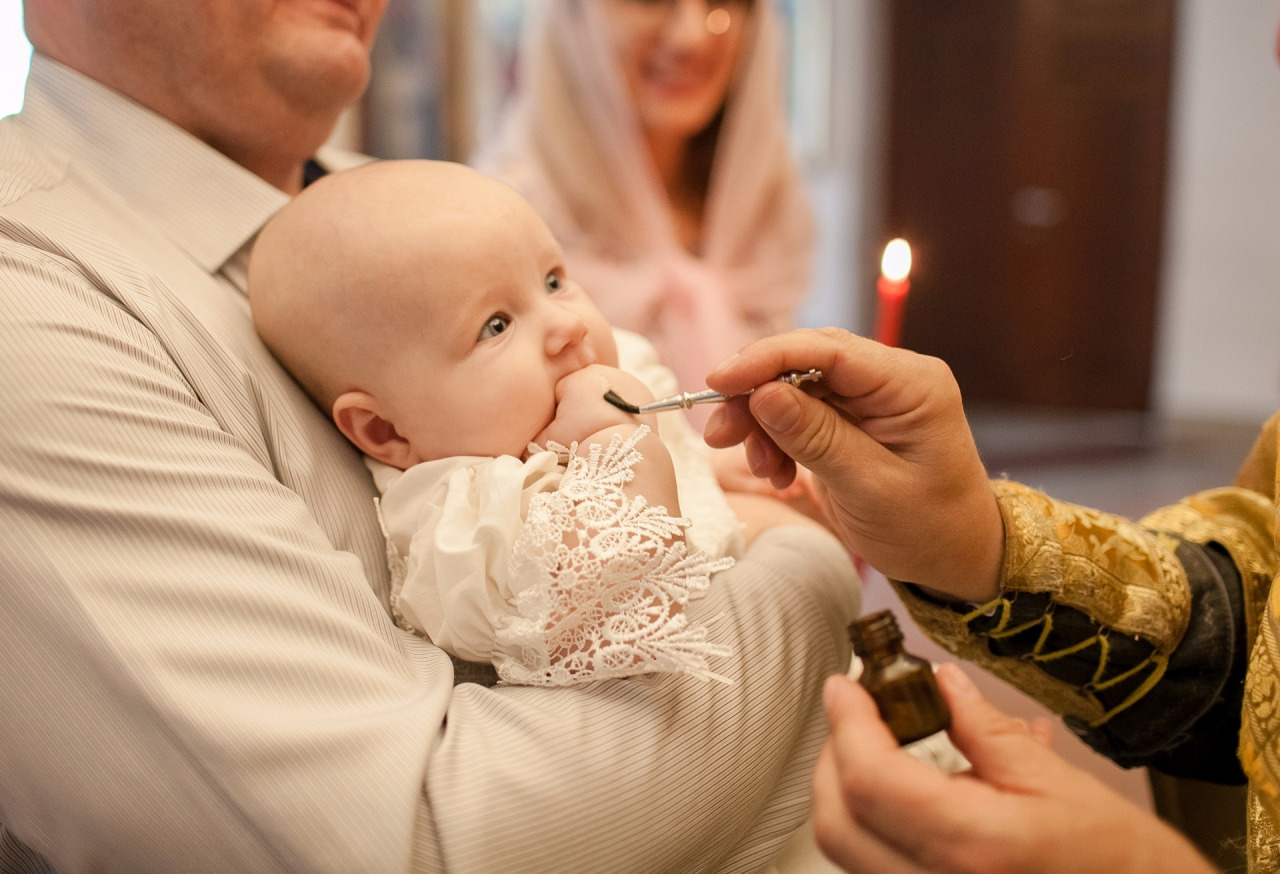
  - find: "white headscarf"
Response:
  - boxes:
[475,0,815,404]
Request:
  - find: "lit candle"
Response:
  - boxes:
[874,238,912,347]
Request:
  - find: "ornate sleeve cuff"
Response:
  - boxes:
[895,481,1273,781]
[896,480,1192,724]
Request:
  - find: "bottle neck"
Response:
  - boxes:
[849,610,905,660]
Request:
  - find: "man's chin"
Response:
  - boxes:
[266,45,370,116]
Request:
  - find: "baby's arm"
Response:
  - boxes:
[500,364,731,685]
[534,364,681,520]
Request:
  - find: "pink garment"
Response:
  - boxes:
[474,0,815,419]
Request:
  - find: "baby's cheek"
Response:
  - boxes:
[522,397,559,451]
[592,323,619,366]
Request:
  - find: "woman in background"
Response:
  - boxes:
[475,0,814,428]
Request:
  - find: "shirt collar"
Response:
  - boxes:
[18,53,291,280]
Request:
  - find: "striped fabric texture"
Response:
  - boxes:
[0,55,860,873]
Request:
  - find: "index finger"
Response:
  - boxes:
[705,327,897,401]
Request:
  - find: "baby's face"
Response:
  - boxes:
[379,195,617,464]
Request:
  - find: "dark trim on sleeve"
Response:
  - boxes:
[909,537,1247,783]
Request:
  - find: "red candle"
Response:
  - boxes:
[874,238,912,347]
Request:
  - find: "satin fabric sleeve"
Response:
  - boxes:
[375,440,734,686]
[372,452,563,663]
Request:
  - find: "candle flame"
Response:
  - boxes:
[880,238,912,282]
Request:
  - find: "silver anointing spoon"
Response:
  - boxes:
[602,368,823,414]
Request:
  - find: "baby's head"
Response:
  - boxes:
[250,160,618,469]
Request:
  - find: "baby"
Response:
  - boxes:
[250,160,827,686]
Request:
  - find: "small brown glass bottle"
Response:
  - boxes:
[848,610,951,745]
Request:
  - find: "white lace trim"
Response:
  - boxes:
[494,426,734,686]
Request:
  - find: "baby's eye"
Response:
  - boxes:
[544,272,563,294]
[478,313,511,341]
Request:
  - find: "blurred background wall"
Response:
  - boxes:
[4,0,1278,427]
[352,0,1280,434]
[1160,1,1280,423]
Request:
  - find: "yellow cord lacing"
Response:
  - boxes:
[960,596,1170,727]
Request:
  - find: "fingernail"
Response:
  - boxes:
[753,388,802,432]
[936,663,980,701]
[823,674,852,712]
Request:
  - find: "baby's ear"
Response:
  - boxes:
[332,391,416,469]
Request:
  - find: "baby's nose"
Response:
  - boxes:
[546,308,590,357]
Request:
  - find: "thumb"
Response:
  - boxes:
[748,384,865,484]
